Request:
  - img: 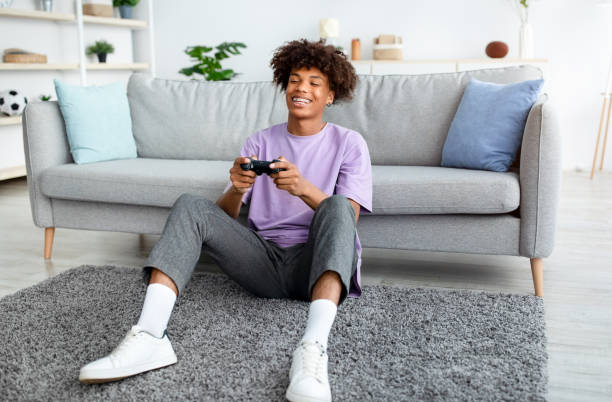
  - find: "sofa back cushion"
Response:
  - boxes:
[127,65,543,164]
[440,77,544,172]
[127,74,287,160]
[54,79,137,164]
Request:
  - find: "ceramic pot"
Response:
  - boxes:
[97,53,107,63]
[41,0,53,12]
[119,5,133,19]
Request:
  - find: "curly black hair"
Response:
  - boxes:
[269,38,358,104]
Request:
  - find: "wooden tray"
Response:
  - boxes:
[82,4,113,17]
[3,53,48,63]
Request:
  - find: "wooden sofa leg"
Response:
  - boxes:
[44,227,55,260]
[530,258,543,297]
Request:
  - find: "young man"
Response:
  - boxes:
[79,38,372,402]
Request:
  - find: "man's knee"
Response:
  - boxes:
[319,194,351,213]
[173,193,214,211]
[317,195,354,222]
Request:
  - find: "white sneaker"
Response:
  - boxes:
[79,325,177,383]
[286,340,332,402]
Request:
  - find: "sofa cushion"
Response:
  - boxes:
[373,166,519,214]
[441,77,544,172]
[53,79,137,165]
[127,66,543,166]
[39,159,519,215]
[40,158,230,209]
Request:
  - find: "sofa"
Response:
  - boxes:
[21,66,561,297]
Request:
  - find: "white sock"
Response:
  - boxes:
[136,283,177,338]
[300,298,338,350]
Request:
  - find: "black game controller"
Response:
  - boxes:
[240,158,287,176]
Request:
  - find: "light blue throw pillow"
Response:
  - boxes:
[441,77,544,172]
[53,79,137,164]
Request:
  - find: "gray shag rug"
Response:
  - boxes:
[0,265,547,401]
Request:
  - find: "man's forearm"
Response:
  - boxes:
[298,181,329,211]
[216,186,245,219]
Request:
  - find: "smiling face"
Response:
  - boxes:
[285,66,334,121]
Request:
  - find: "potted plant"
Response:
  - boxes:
[179,42,247,81]
[113,0,139,19]
[39,94,52,101]
[86,40,115,63]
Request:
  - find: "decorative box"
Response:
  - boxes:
[373,35,403,60]
[82,0,113,17]
[3,48,47,63]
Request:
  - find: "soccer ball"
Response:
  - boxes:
[0,89,28,116]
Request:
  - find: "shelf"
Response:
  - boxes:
[82,14,147,29]
[86,62,149,70]
[0,7,75,21]
[0,62,149,71]
[0,62,79,70]
[0,165,27,181]
[351,58,548,64]
[0,8,147,29]
[0,116,22,126]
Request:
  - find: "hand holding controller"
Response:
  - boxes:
[240,158,287,176]
[229,155,258,194]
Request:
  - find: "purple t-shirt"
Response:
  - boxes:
[223,122,372,298]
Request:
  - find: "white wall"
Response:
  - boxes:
[1,0,610,172]
[153,0,612,172]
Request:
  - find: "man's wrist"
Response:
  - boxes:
[298,179,313,198]
[230,184,246,194]
[298,181,310,198]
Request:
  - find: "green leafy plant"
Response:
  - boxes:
[113,0,139,6]
[39,94,52,101]
[86,40,115,56]
[179,42,247,81]
[506,0,537,22]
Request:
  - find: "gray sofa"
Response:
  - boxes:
[22,66,561,296]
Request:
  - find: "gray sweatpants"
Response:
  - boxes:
[142,193,358,306]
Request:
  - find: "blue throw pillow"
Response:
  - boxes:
[53,79,137,164]
[441,77,544,172]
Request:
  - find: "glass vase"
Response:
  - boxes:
[519,22,534,59]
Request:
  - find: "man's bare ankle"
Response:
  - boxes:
[149,268,178,296]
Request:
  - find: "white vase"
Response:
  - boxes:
[519,22,534,59]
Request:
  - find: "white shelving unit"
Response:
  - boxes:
[0,63,79,70]
[0,6,75,21]
[82,14,147,28]
[0,0,155,180]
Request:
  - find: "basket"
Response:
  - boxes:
[373,35,403,60]
[3,53,47,63]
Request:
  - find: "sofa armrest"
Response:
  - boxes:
[519,94,562,258]
[22,101,72,228]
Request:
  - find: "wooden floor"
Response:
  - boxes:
[0,172,610,401]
